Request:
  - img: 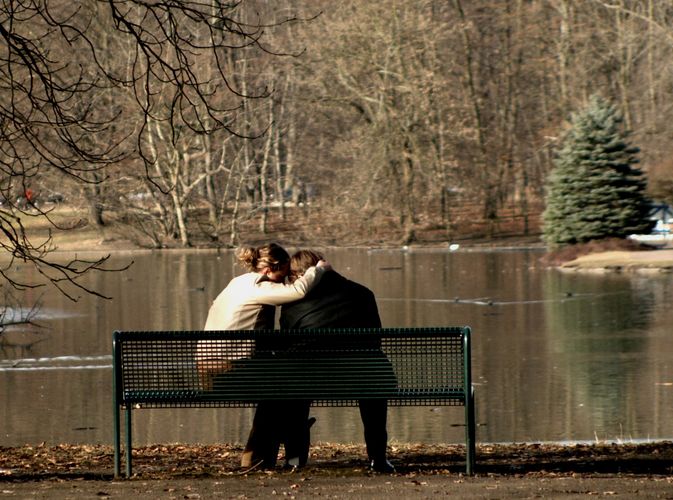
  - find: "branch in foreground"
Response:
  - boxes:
[0,209,132,301]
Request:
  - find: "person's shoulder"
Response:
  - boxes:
[226,272,259,288]
[338,272,370,289]
[324,270,362,288]
[342,276,375,296]
[233,272,257,282]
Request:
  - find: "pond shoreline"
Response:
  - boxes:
[17,205,673,272]
[49,234,673,274]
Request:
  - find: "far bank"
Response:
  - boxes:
[12,205,673,273]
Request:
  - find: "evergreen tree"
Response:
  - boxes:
[542,95,654,247]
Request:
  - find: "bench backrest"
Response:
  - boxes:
[113,327,472,408]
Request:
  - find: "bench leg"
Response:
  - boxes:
[113,406,121,478]
[125,406,133,478]
[465,386,476,475]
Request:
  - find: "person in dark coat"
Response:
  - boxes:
[278,250,396,473]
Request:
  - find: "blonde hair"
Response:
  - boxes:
[236,243,290,273]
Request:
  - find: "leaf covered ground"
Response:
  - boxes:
[1,442,673,498]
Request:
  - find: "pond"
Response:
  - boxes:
[2,248,672,447]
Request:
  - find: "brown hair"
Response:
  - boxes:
[290,249,324,278]
[236,243,290,273]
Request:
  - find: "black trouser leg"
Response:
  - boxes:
[282,400,312,466]
[358,399,388,462]
[243,401,280,467]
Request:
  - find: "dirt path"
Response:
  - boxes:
[3,473,672,499]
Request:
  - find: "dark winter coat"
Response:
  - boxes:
[277,270,397,400]
[279,270,382,329]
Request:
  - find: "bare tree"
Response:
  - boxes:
[6,0,673,259]
[0,0,305,295]
[290,1,462,244]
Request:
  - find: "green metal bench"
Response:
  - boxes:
[112,327,476,477]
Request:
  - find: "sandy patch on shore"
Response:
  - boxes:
[560,249,673,272]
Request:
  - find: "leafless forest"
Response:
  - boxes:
[3,0,673,252]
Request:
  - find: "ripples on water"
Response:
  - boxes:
[0,355,111,372]
[2,249,673,446]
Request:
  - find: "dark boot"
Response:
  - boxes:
[370,458,396,473]
[286,416,316,469]
[359,399,390,469]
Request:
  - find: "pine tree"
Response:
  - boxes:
[542,95,654,247]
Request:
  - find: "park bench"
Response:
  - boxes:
[112,327,476,478]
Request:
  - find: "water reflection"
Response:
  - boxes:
[2,249,673,447]
[543,272,657,441]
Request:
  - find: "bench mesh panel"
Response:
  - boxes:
[115,328,467,408]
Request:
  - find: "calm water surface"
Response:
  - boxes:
[2,248,672,446]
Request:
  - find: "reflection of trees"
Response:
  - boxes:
[0,292,45,356]
[543,271,654,438]
[0,290,39,334]
[544,272,653,341]
[0,331,45,359]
